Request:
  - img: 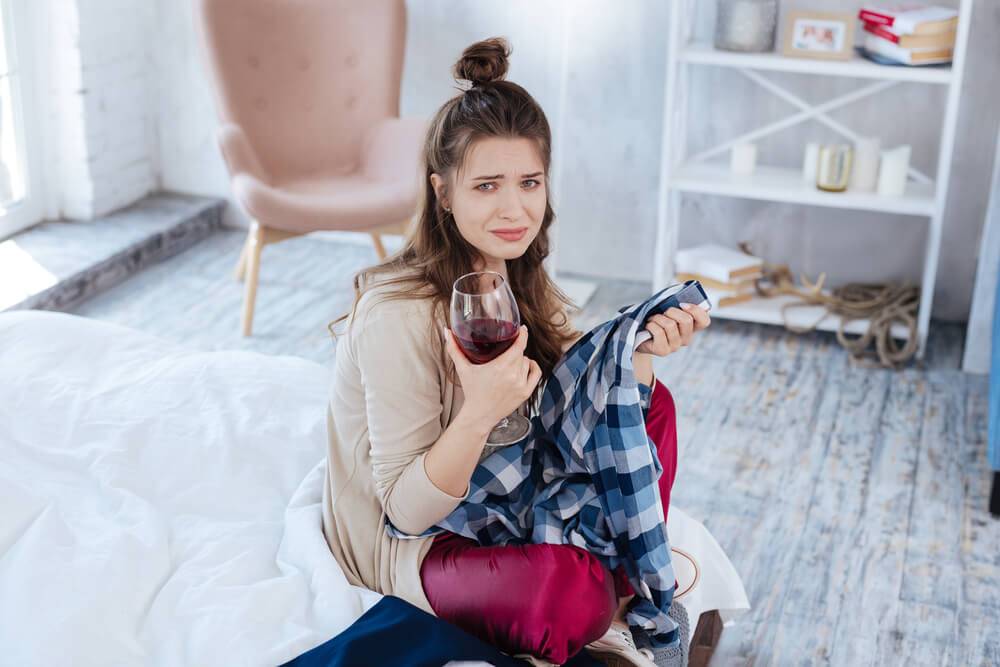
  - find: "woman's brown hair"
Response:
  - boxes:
[327,37,579,408]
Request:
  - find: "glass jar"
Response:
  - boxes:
[714,0,779,53]
[816,145,853,193]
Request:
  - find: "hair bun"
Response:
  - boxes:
[453,37,510,87]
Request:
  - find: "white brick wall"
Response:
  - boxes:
[41,0,157,220]
[42,0,90,219]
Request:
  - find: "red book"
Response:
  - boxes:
[857,5,959,35]
[863,21,901,42]
[859,8,895,26]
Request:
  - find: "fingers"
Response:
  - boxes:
[500,324,529,360]
[525,359,543,394]
[681,302,711,330]
[643,318,669,353]
[662,308,694,344]
[661,316,682,349]
[517,324,529,350]
[637,304,709,358]
[648,314,681,347]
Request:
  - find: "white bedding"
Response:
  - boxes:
[0,310,746,666]
[0,311,381,666]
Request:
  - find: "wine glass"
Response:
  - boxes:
[450,271,532,446]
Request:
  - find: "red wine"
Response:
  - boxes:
[453,318,519,364]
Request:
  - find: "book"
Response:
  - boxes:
[862,32,953,64]
[675,244,762,283]
[671,283,750,310]
[674,272,755,308]
[675,272,757,293]
[859,49,921,67]
[858,4,959,35]
[862,21,955,49]
[709,290,755,308]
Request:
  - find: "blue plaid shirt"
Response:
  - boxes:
[386,286,686,648]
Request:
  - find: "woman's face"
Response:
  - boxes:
[431,137,547,274]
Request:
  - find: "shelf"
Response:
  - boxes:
[670,163,936,216]
[706,292,912,340]
[681,43,953,85]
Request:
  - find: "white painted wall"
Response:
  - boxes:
[152,0,231,217]
[37,0,157,220]
[964,128,1000,374]
[39,0,91,219]
[75,0,157,216]
[36,0,1000,321]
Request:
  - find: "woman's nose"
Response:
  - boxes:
[497,187,526,220]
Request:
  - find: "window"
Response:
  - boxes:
[0,0,42,238]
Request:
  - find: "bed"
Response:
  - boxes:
[0,310,747,665]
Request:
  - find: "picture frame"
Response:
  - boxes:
[781,10,855,60]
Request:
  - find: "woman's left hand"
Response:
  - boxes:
[634,303,711,356]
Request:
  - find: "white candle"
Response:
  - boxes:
[877,145,911,197]
[802,142,820,184]
[850,137,880,192]
[731,142,757,175]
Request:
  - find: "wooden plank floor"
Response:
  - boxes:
[70,228,1000,666]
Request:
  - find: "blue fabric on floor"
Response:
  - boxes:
[280,595,603,667]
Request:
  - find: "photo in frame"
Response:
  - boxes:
[781,10,855,60]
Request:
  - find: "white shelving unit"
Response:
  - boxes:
[653,0,974,358]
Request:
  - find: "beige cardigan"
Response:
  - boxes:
[322,279,494,615]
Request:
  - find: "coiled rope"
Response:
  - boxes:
[738,243,920,368]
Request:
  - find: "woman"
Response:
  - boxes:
[323,38,710,666]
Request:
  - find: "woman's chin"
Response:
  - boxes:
[485,237,535,260]
[492,246,529,262]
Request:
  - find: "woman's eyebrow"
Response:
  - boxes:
[471,172,544,181]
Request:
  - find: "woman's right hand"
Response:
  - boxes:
[443,324,542,431]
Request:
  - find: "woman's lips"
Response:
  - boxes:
[491,228,528,242]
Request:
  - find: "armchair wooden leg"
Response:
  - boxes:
[369,217,414,261]
[241,222,264,337]
[370,233,388,260]
[237,222,308,337]
[234,232,250,281]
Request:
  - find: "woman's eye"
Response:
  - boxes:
[522,179,540,189]
[476,183,495,192]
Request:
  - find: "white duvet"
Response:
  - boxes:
[0,311,746,666]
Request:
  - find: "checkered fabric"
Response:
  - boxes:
[386,284,691,648]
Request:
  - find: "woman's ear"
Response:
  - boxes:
[429,173,449,209]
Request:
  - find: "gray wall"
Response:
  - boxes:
[964,128,1000,373]
[158,0,999,321]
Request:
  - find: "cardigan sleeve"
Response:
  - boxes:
[354,296,469,536]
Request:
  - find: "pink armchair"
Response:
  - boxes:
[195,0,426,335]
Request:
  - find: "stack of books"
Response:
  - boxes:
[858,4,958,66]
[675,244,762,308]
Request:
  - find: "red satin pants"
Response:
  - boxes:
[419,381,678,664]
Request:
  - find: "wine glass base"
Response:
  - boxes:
[486,414,532,447]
